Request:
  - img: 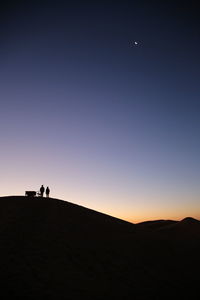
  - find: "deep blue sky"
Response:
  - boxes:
[0,1,200,221]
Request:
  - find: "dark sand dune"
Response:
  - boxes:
[136,219,178,231]
[155,217,200,238]
[136,217,200,236]
[0,196,200,299]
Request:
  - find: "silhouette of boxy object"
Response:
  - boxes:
[25,191,36,197]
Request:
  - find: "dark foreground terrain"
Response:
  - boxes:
[0,196,200,299]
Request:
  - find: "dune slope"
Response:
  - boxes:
[0,196,199,299]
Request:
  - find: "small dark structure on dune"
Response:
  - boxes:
[25,191,39,197]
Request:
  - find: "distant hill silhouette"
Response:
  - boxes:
[154,216,200,238]
[136,219,177,231]
[0,196,200,299]
[136,217,200,236]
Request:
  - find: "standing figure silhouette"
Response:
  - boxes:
[46,186,50,198]
[40,185,45,197]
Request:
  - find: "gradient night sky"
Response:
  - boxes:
[1,1,200,222]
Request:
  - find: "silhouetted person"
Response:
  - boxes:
[46,186,50,198]
[40,185,45,197]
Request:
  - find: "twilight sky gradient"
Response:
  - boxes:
[0,1,200,222]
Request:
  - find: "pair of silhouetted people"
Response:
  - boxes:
[39,185,50,197]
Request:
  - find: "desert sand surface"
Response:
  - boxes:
[0,196,199,299]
